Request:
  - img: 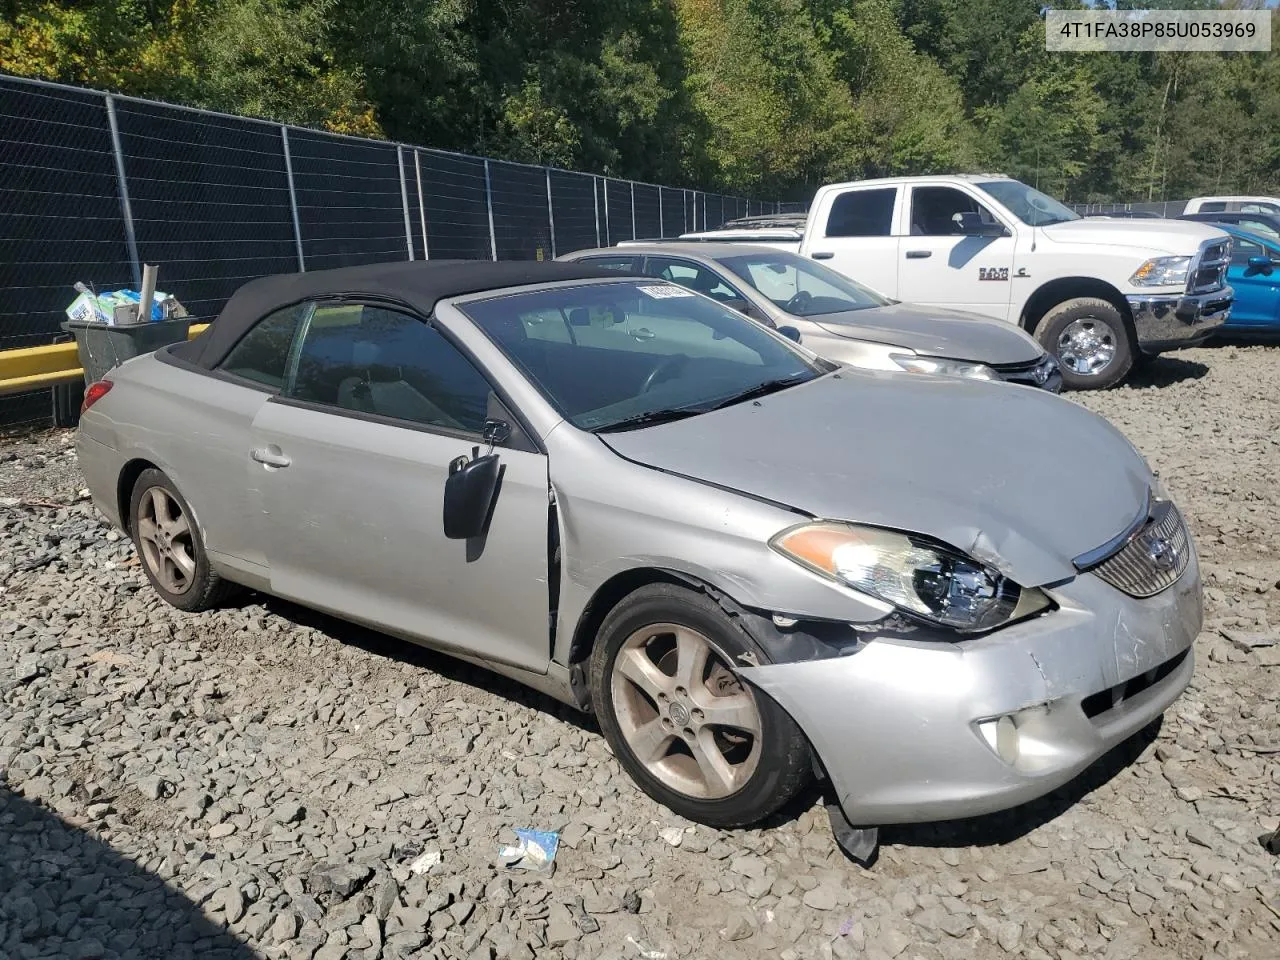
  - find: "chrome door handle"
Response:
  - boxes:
[811,251,834,260]
[632,328,655,341]
[250,447,291,468]
[905,250,932,259]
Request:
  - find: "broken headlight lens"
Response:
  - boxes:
[769,522,1051,633]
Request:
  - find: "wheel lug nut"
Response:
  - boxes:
[657,692,668,701]
[674,686,686,697]
[661,717,672,728]
[691,708,704,720]
[682,728,694,740]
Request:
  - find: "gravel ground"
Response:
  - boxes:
[1,343,1278,960]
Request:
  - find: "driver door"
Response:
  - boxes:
[897,184,1016,320]
[248,300,551,672]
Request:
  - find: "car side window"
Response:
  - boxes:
[825,188,895,238]
[1230,236,1265,264]
[286,303,491,435]
[219,302,310,390]
[1200,201,1228,213]
[909,186,999,236]
[642,257,741,303]
[1239,202,1280,215]
[578,256,642,272]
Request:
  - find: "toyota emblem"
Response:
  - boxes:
[1146,536,1178,572]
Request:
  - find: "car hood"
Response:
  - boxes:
[1040,217,1228,254]
[601,372,1151,587]
[807,303,1044,365]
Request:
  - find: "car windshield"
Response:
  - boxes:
[719,251,891,317]
[976,179,1080,227]
[461,281,832,432]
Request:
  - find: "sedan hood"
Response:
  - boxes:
[601,372,1151,587]
[809,303,1044,365]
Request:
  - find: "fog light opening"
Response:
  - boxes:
[978,715,1021,765]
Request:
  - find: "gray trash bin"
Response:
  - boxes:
[61,316,192,385]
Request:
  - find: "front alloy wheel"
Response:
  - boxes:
[589,583,812,827]
[610,622,762,799]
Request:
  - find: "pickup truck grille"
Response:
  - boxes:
[1187,238,1231,294]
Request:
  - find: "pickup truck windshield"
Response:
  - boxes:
[976,180,1080,227]
[720,251,892,317]
[462,281,831,432]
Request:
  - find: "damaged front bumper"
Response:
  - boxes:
[741,554,1202,826]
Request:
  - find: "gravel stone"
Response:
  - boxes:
[2,347,1278,960]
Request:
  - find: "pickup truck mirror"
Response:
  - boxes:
[954,211,1008,238]
[1246,254,1275,273]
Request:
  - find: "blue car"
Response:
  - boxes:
[1214,224,1280,332]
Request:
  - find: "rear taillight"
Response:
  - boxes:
[81,380,113,414]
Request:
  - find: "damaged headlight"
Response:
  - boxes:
[769,522,1051,633]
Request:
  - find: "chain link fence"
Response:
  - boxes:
[1,73,780,428]
[1069,200,1189,217]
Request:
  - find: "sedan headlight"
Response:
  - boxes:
[1130,256,1191,287]
[770,522,1051,633]
[889,354,998,381]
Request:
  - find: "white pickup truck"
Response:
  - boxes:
[673,175,1234,389]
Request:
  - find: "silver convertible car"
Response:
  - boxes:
[76,261,1201,846]
[560,243,1062,392]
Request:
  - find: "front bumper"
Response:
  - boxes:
[743,553,1202,825]
[1128,288,1232,353]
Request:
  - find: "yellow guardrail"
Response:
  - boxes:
[0,323,210,397]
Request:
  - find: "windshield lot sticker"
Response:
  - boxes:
[639,284,697,299]
[978,267,1010,281]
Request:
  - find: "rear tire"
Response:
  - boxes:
[1035,297,1134,390]
[588,583,812,827]
[128,468,236,612]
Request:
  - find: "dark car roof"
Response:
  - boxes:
[172,259,617,370]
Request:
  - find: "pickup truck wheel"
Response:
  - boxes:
[1035,298,1133,390]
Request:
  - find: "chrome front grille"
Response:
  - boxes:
[1187,238,1231,294]
[1089,501,1191,599]
[992,355,1059,389]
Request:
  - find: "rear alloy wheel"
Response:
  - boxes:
[1035,297,1134,390]
[129,467,235,612]
[589,584,811,827]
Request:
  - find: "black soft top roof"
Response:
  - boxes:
[171,259,618,369]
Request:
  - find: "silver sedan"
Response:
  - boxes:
[560,243,1062,391]
[76,260,1199,846]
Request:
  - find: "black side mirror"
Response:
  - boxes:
[954,211,1008,238]
[443,452,501,540]
[778,325,801,343]
[1247,254,1274,273]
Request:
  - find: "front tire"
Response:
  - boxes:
[588,583,811,827]
[1035,297,1134,390]
[128,468,235,612]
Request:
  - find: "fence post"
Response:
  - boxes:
[104,95,141,288]
[630,181,636,239]
[603,180,611,247]
[413,150,429,259]
[483,159,497,261]
[280,126,305,272]
[593,176,601,247]
[397,146,414,261]
[545,169,557,259]
[658,186,664,238]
